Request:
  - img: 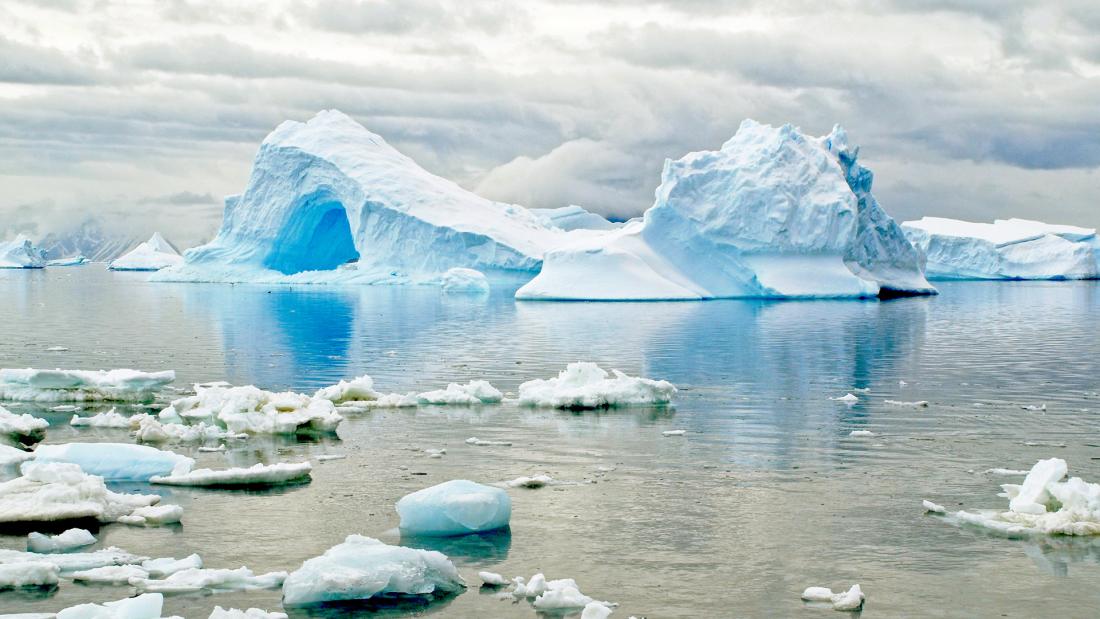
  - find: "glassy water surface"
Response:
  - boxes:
[1,268,1099,617]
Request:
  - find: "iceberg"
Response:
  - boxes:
[0,462,161,525]
[155,110,579,285]
[0,368,175,402]
[71,410,131,428]
[117,504,183,526]
[396,479,511,536]
[517,120,935,300]
[0,234,47,269]
[56,592,165,619]
[801,584,865,611]
[281,534,465,606]
[149,462,312,487]
[531,205,621,231]
[517,362,676,409]
[902,217,1099,280]
[108,233,183,271]
[130,566,287,594]
[72,564,149,584]
[930,458,1100,536]
[47,255,89,267]
[27,527,97,553]
[416,380,503,406]
[34,443,194,481]
[0,561,59,588]
[142,554,203,578]
[0,545,147,572]
[0,405,49,445]
[160,383,343,435]
[438,267,490,294]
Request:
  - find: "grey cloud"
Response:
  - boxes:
[138,191,217,205]
[0,36,98,85]
[298,0,524,36]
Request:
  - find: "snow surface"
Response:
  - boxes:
[932,458,1100,536]
[517,362,676,409]
[517,120,935,300]
[0,462,160,524]
[149,462,312,487]
[0,234,47,269]
[131,566,286,593]
[0,405,49,444]
[108,233,183,272]
[34,443,193,481]
[155,110,582,285]
[0,369,175,402]
[27,528,96,553]
[0,561,59,588]
[281,534,465,606]
[532,206,621,232]
[55,592,165,619]
[903,217,1099,280]
[160,383,342,435]
[396,479,511,536]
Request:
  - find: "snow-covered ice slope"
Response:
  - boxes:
[0,234,47,269]
[531,206,621,231]
[517,121,935,300]
[109,233,183,271]
[902,217,1099,280]
[156,110,578,284]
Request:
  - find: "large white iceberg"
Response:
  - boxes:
[0,462,161,524]
[159,383,342,436]
[518,120,935,300]
[931,458,1100,536]
[517,362,676,409]
[281,534,465,606]
[108,233,183,271]
[0,234,47,269]
[156,110,580,285]
[396,479,511,536]
[902,217,1100,280]
[0,368,175,402]
[34,443,194,481]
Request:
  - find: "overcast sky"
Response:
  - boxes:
[2,0,1097,245]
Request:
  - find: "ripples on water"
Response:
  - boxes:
[0,269,1098,617]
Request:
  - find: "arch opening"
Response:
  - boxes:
[264,195,359,275]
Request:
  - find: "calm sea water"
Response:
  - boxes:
[1,268,1099,618]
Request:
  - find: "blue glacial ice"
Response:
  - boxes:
[0,234,47,269]
[34,443,194,481]
[108,233,183,272]
[154,110,587,285]
[281,534,465,606]
[396,479,511,536]
[902,217,1100,280]
[517,120,936,300]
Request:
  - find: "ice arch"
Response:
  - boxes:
[264,193,359,275]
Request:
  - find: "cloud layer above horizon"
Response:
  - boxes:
[2,0,1098,245]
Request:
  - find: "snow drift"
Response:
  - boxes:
[156,110,582,284]
[902,217,1100,280]
[517,120,935,300]
[0,234,47,269]
[108,232,183,271]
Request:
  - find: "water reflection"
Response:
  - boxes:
[399,528,512,565]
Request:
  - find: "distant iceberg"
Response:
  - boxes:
[902,217,1099,280]
[156,110,583,285]
[517,121,936,300]
[109,232,183,271]
[0,234,47,269]
[531,205,621,231]
[47,255,88,267]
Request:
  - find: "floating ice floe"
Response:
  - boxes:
[0,561,59,588]
[508,573,616,614]
[517,362,675,409]
[143,554,203,578]
[131,566,287,594]
[985,468,1029,476]
[160,383,342,436]
[416,380,502,406]
[117,504,183,526]
[581,602,616,619]
[0,234,47,268]
[0,546,147,573]
[902,217,1099,280]
[71,564,150,584]
[209,608,288,619]
[438,267,490,294]
[930,458,1100,536]
[0,443,35,467]
[830,393,859,404]
[0,368,175,402]
[28,527,96,553]
[922,500,946,514]
[517,121,935,300]
[849,430,875,438]
[154,109,584,285]
[397,479,511,537]
[150,462,312,487]
[56,592,166,619]
[108,233,183,272]
[0,405,48,445]
[281,535,465,606]
[505,475,554,489]
[0,462,161,524]
[883,399,929,407]
[47,255,88,267]
[71,410,131,428]
[35,443,193,481]
[465,437,512,447]
[478,571,508,586]
[133,416,244,444]
[662,430,686,437]
[801,584,865,611]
